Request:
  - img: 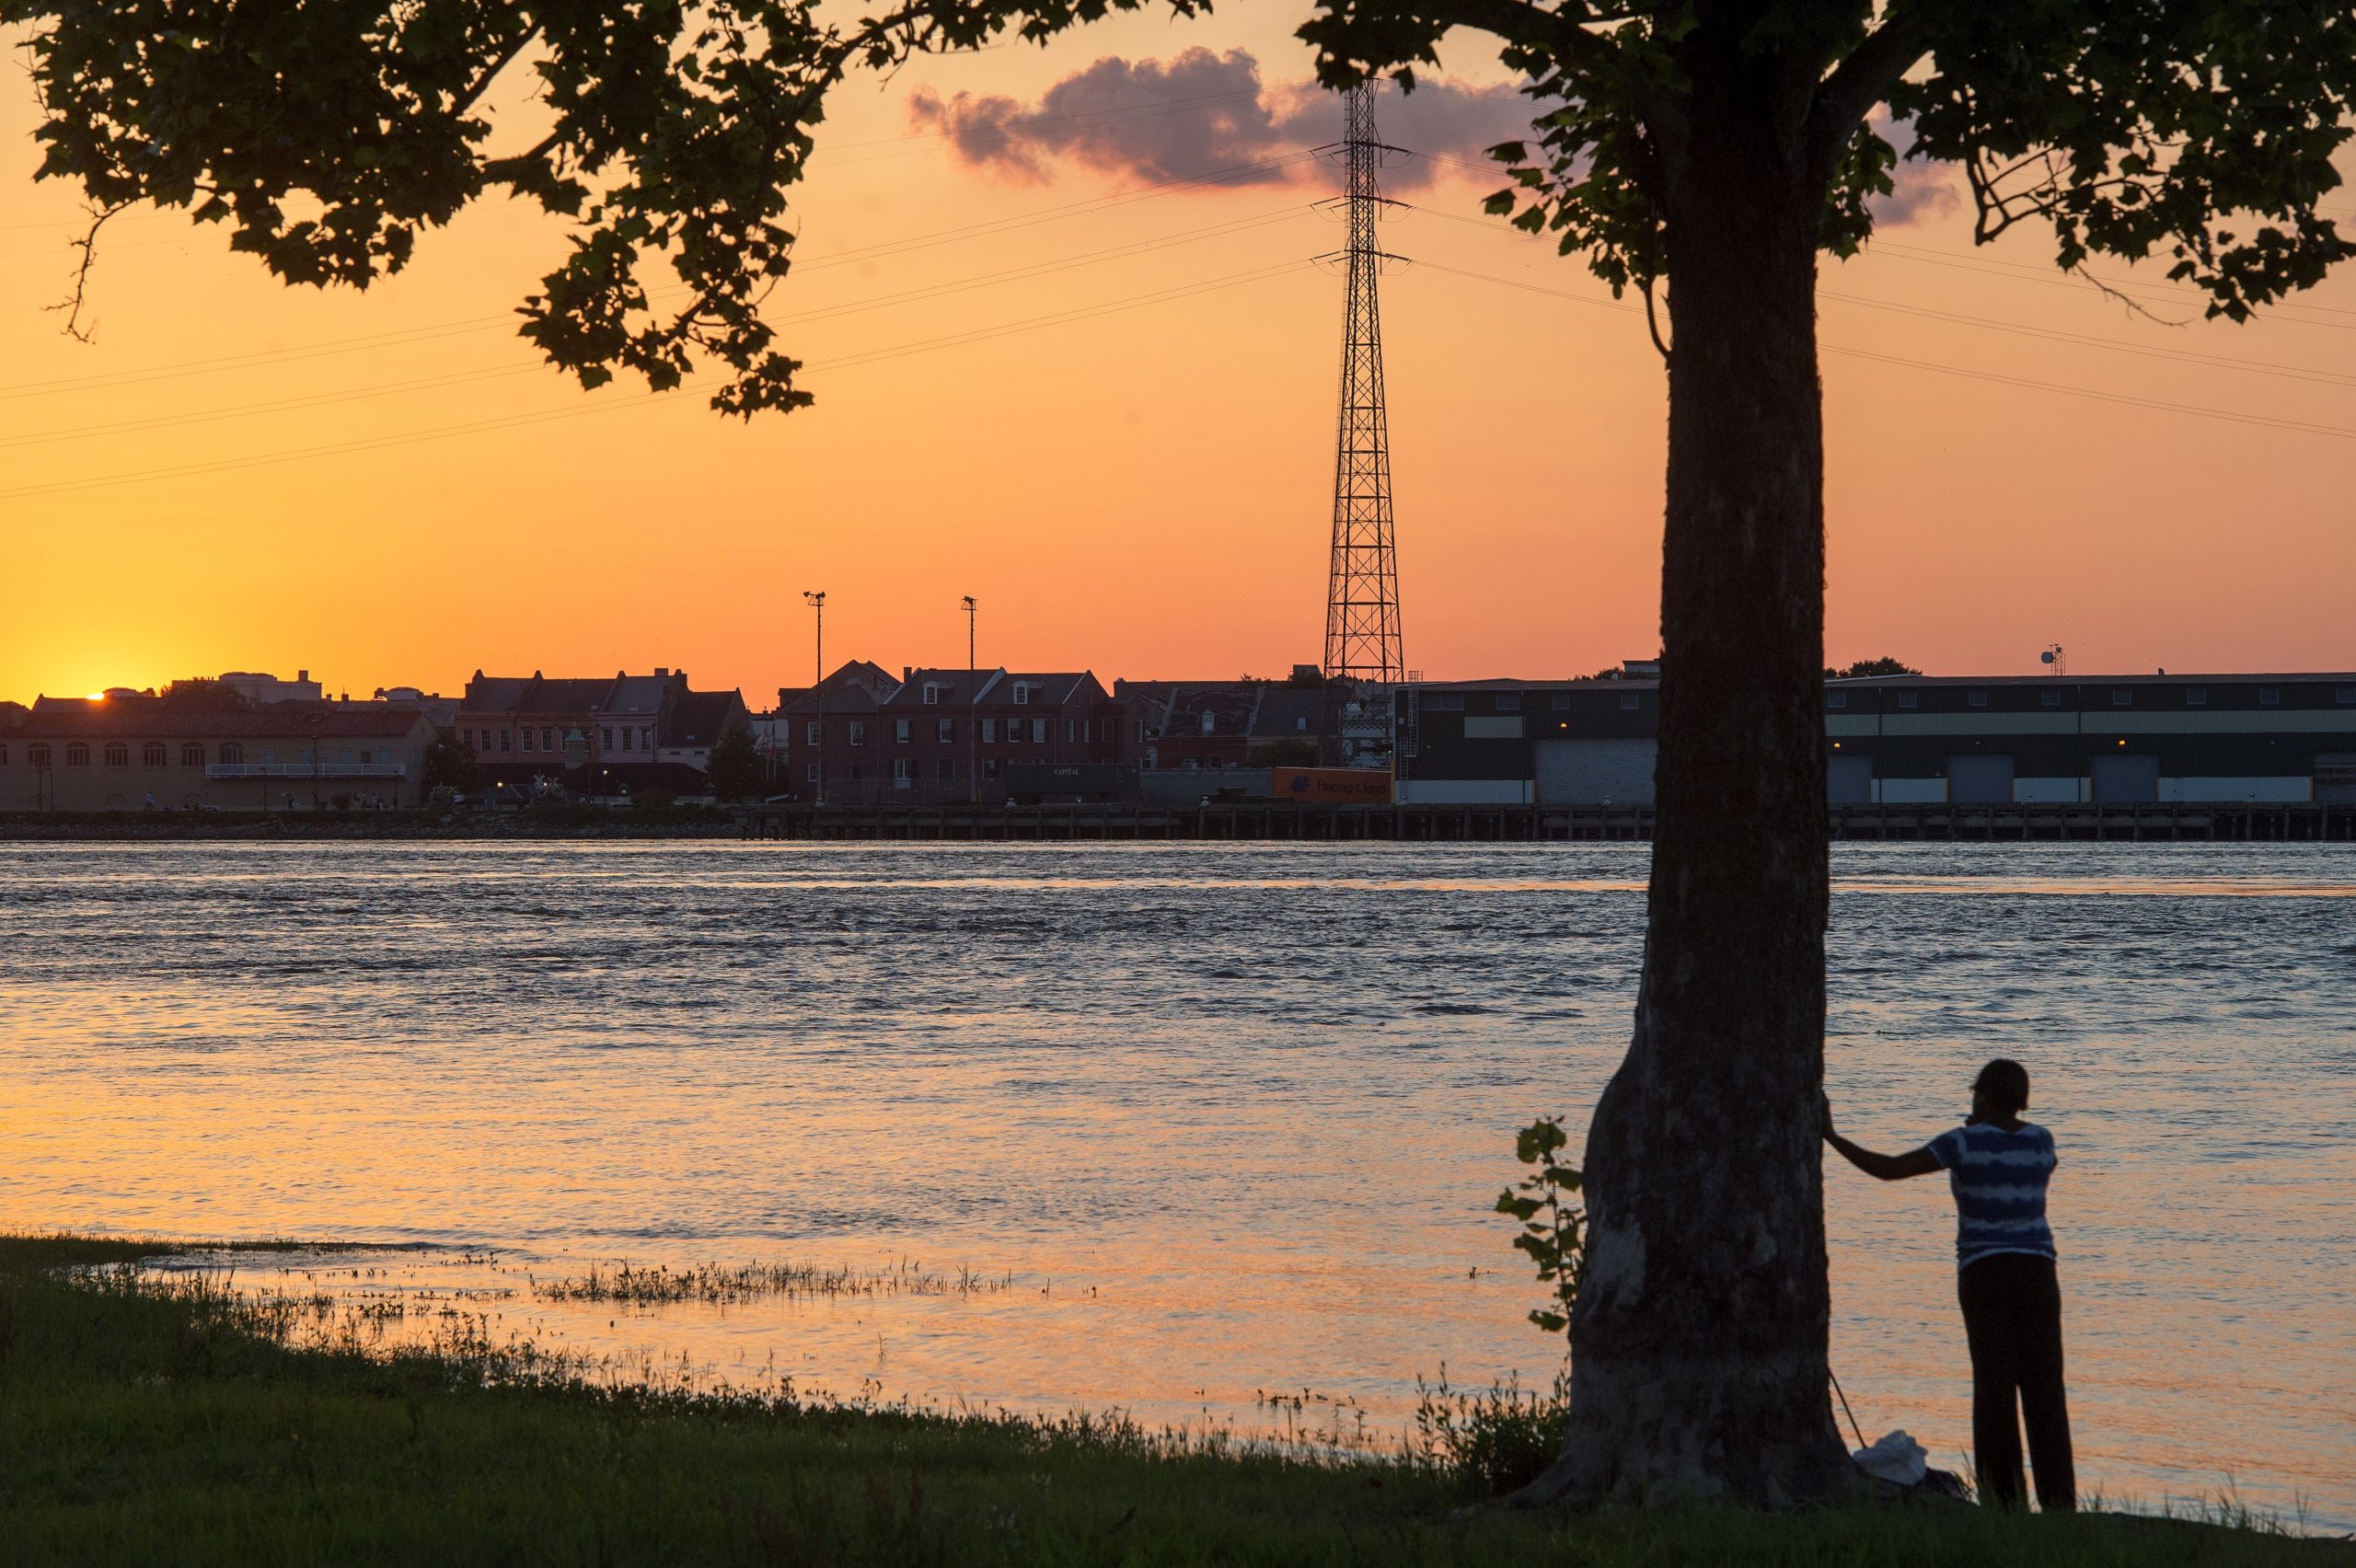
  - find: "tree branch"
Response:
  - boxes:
[1428,0,1623,77]
[1806,1,1939,180]
[44,200,134,343]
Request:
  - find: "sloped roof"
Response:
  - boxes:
[1251,686,1331,739]
[1153,682,1264,738]
[881,668,1004,708]
[1000,673,1102,706]
[665,690,747,747]
[7,698,433,739]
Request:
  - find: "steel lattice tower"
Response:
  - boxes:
[1322,83,1405,684]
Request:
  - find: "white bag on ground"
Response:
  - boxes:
[1853,1429,1929,1487]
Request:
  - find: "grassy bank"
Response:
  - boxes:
[0,1236,2335,1566]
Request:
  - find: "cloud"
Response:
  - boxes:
[1867,111,1962,227]
[908,50,1530,193]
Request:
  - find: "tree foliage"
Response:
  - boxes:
[1825,656,1919,679]
[157,678,253,711]
[703,724,767,800]
[422,731,485,793]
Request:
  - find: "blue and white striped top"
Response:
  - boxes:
[1925,1120,2058,1269]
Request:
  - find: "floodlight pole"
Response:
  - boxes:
[804,590,826,806]
[962,595,977,805]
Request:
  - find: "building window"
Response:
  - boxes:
[66,744,91,767]
[2337,686,2356,705]
[1066,720,1078,743]
[220,743,243,765]
[29,744,51,768]
[891,758,912,782]
[500,730,513,752]
[849,763,863,780]
[639,728,652,750]
[849,721,866,746]
[182,744,203,767]
[2260,686,2281,706]
[142,742,167,767]
[104,743,129,767]
[894,719,912,744]
[602,727,615,749]
[1200,712,1216,735]
[1619,693,1640,712]
[521,729,535,752]
[938,757,956,780]
[805,721,822,745]
[1826,691,1848,709]
[1031,720,1047,744]
[1496,693,1522,713]
[981,719,998,743]
[1012,684,1031,706]
[937,720,954,743]
[806,763,821,783]
[2041,689,2062,708]
[1898,691,1918,709]
[923,683,941,706]
[2112,689,2132,707]
[1968,689,1988,709]
[984,758,999,779]
[1552,694,1570,710]
[540,727,554,750]
[1424,693,1464,711]
[2186,688,2207,707]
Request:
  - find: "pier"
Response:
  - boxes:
[738,801,2356,843]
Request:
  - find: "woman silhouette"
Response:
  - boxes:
[1821,1057,2076,1511]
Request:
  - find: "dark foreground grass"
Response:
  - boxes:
[0,1236,2337,1566]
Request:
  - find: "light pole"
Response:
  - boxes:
[962,594,977,805]
[804,590,826,806]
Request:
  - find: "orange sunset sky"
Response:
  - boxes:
[3,6,2353,707]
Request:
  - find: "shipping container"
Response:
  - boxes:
[1269,767,1392,805]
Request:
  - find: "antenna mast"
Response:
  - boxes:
[1322,82,1405,685]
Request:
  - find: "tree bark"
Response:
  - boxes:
[1523,62,1849,1510]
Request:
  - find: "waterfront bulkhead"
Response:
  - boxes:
[1393,674,2356,807]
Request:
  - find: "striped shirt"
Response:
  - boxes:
[1925,1120,2058,1269]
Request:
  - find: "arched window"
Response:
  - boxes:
[29,744,51,768]
[143,742,167,767]
[220,742,245,765]
[64,744,90,767]
[104,743,130,767]
[181,743,205,767]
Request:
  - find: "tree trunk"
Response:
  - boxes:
[1523,76,1848,1509]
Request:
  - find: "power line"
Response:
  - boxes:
[0,148,1325,401]
[0,260,1310,501]
[1415,259,2356,444]
[1407,200,2356,381]
[1,206,1315,449]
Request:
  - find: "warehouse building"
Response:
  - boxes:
[1394,674,2356,806]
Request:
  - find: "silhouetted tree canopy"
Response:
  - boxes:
[703,725,767,800]
[157,678,253,711]
[421,731,485,792]
[10,1,2347,408]
[1826,656,1920,679]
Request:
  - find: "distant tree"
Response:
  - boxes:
[157,678,252,712]
[703,726,766,801]
[1246,738,1321,768]
[420,732,483,794]
[1825,657,1922,680]
[14,0,2352,1510]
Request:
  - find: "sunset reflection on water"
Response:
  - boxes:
[3,841,2350,1526]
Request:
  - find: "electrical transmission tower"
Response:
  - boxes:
[1322,83,1406,685]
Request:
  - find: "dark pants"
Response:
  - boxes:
[1958,1252,2075,1510]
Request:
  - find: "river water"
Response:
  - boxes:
[2,842,2349,1526]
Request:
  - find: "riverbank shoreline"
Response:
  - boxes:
[0,809,735,841]
[2,1234,2338,1566]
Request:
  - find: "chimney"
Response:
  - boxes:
[656,667,669,678]
[297,669,309,683]
[904,665,913,682]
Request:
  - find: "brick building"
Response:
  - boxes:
[456,668,747,796]
[775,665,1129,805]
